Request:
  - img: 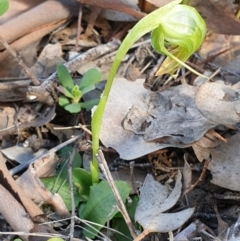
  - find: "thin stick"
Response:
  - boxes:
[0,35,40,85]
[68,147,77,241]
[75,3,83,52]
[95,149,137,239]
[133,229,151,241]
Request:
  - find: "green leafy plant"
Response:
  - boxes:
[92,0,207,166]
[0,0,8,15]
[41,147,131,239]
[79,180,131,239]
[57,64,102,113]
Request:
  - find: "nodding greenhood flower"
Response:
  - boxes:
[91,0,207,172]
[151,3,206,76]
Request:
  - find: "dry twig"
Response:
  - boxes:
[96,149,137,239]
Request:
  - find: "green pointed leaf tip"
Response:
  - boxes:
[79,68,102,89]
[72,168,92,200]
[57,64,74,90]
[71,85,81,103]
[57,86,74,99]
[58,95,70,107]
[0,0,9,16]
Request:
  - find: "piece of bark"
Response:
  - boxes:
[0,153,44,220]
[0,184,33,241]
[0,0,79,49]
[16,152,70,218]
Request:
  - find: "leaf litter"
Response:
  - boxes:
[2,0,240,240]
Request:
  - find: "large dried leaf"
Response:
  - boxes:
[101,78,240,160]
[135,171,194,232]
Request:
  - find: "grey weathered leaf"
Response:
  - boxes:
[135,171,194,232]
[101,78,240,160]
[100,78,161,160]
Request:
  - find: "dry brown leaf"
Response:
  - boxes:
[16,152,70,217]
[214,205,229,239]
[192,0,240,35]
[79,0,146,21]
[31,43,64,78]
[0,104,55,137]
[0,153,44,220]
[182,157,192,196]
[199,32,240,67]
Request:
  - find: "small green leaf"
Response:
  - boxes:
[80,181,131,239]
[80,99,99,110]
[79,68,102,89]
[72,168,92,201]
[58,95,70,107]
[80,85,95,95]
[41,174,81,211]
[64,103,81,113]
[57,64,74,90]
[0,0,9,16]
[57,86,74,99]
